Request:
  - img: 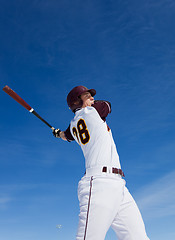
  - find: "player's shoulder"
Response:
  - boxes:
[92,100,111,112]
[92,100,111,121]
[75,106,96,115]
[71,107,98,123]
[83,106,100,117]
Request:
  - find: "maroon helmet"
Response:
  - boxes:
[67,86,96,112]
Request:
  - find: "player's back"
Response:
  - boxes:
[70,106,121,169]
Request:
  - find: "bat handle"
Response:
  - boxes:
[30,108,55,130]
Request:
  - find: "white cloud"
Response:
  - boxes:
[135,170,175,219]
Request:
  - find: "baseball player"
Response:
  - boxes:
[53,86,150,240]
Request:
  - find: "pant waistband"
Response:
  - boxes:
[85,166,125,177]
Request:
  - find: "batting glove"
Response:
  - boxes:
[53,128,61,138]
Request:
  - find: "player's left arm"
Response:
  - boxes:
[53,129,66,140]
[60,131,67,141]
[53,125,75,142]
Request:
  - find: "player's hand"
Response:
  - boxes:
[52,128,61,138]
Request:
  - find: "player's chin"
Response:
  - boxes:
[86,101,93,107]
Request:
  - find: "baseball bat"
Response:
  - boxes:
[3,85,55,130]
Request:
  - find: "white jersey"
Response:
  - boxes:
[69,106,121,169]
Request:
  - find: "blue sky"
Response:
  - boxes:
[0,0,175,239]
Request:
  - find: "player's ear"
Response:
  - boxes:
[74,100,81,105]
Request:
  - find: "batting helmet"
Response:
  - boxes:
[67,86,96,112]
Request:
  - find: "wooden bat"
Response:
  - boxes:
[3,85,55,130]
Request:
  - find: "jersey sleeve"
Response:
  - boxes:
[64,124,75,142]
[92,100,111,121]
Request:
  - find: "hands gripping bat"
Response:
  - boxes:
[3,85,56,131]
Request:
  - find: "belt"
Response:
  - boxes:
[102,166,125,177]
[85,166,125,177]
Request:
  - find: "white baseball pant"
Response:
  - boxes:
[76,173,149,240]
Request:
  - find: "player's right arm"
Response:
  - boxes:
[92,100,111,121]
